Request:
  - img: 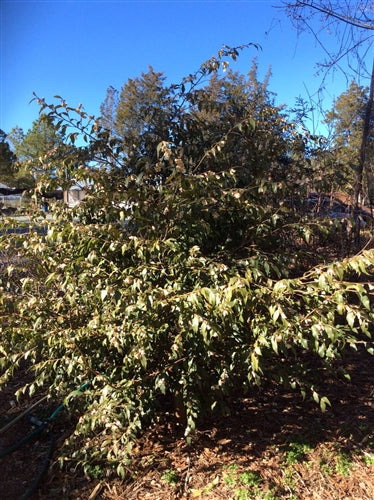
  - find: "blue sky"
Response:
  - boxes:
[0,0,370,137]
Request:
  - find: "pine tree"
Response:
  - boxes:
[8,114,65,182]
[325,81,374,201]
[114,67,176,177]
[100,85,119,135]
[184,62,292,186]
[0,129,17,186]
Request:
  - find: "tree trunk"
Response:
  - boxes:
[354,57,374,243]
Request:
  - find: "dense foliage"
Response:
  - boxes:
[6,114,67,187]
[0,129,34,189]
[1,47,374,477]
[325,81,374,203]
[0,130,17,187]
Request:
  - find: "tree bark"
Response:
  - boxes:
[354,57,374,242]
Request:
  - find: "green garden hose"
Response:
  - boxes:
[0,422,47,458]
[0,395,48,435]
[0,379,91,498]
[21,432,54,500]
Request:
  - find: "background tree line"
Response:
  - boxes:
[2,59,373,211]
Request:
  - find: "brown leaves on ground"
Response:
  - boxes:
[1,347,374,500]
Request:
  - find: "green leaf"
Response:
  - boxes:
[312,391,319,404]
[191,315,199,333]
[116,464,125,479]
[271,336,279,354]
[346,311,355,329]
[320,396,331,413]
[360,294,370,310]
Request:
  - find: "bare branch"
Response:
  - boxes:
[285,1,374,30]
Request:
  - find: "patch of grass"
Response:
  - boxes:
[238,470,263,487]
[335,450,352,476]
[263,493,279,500]
[84,464,104,479]
[284,435,313,465]
[222,464,274,499]
[161,469,180,485]
[363,452,374,466]
[223,463,239,487]
[282,467,297,492]
[358,423,369,435]
[234,485,277,500]
[319,456,334,476]
[234,487,251,500]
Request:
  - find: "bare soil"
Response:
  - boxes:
[1,347,374,500]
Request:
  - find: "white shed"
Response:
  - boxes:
[63,184,87,208]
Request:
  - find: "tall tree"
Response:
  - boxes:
[8,114,65,181]
[9,114,64,162]
[102,59,303,193]
[99,85,119,136]
[0,129,17,186]
[113,67,176,177]
[0,129,35,188]
[324,80,374,199]
[283,0,374,221]
[184,63,291,180]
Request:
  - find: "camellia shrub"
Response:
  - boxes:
[1,48,374,477]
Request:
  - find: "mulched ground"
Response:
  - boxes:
[1,346,374,500]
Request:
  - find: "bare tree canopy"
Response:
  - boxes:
[282,1,374,82]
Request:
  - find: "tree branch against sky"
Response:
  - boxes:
[289,1,374,30]
[283,0,374,83]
